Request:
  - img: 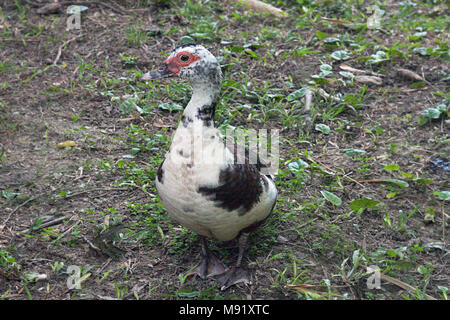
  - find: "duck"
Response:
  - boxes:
[141,44,277,290]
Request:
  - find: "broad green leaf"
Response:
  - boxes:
[384,164,399,171]
[158,102,183,112]
[331,50,351,61]
[287,88,309,101]
[436,191,450,201]
[319,64,333,72]
[349,198,379,211]
[386,192,397,199]
[320,190,342,206]
[435,103,448,115]
[315,123,330,135]
[2,190,20,200]
[400,171,413,179]
[387,179,409,188]
[288,159,309,174]
[344,148,366,157]
[339,71,354,78]
[368,51,389,64]
[323,37,341,43]
[421,107,441,119]
[413,177,433,184]
[180,36,195,45]
[315,31,328,40]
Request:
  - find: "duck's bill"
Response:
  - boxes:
[141,64,175,81]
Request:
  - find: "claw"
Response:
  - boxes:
[188,252,228,279]
[187,236,228,279]
[216,266,252,290]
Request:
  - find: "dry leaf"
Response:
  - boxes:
[276,235,289,243]
[396,68,424,81]
[340,64,383,77]
[57,140,76,148]
[37,3,62,15]
[355,75,382,85]
[235,0,288,17]
[340,63,366,74]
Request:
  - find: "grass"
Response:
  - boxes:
[0,0,448,300]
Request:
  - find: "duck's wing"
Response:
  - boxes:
[197,134,277,216]
[197,163,267,215]
[224,135,274,177]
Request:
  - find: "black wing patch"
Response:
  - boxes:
[156,160,165,184]
[197,164,263,216]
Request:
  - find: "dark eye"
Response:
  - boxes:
[180,55,190,62]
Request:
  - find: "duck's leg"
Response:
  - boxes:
[189,236,227,279]
[216,233,252,290]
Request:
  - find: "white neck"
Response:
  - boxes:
[182,81,220,127]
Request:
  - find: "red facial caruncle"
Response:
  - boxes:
[164,51,200,74]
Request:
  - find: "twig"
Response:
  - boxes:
[35,216,68,230]
[60,187,129,200]
[82,235,102,253]
[0,192,47,232]
[312,158,365,187]
[356,179,387,183]
[57,220,81,239]
[320,17,352,25]
[53,33,85,65]
[367,87,429,94]
[0,187,130,231]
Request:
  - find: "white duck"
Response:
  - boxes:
[141,44,277,290]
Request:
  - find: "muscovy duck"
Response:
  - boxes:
[141,44,277,290]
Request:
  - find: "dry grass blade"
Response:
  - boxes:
[285,284,342,297]
[320,17,352,25]
[380,274,437,300]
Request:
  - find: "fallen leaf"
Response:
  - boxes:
[57,140,76,148]
[237,0,288,17]
[396,68,424,81]
[340,64,367,74]
[354,75,382,85]
[37,3,62,14]
[276,235,289,243]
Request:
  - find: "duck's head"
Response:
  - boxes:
[141,44,222,86]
